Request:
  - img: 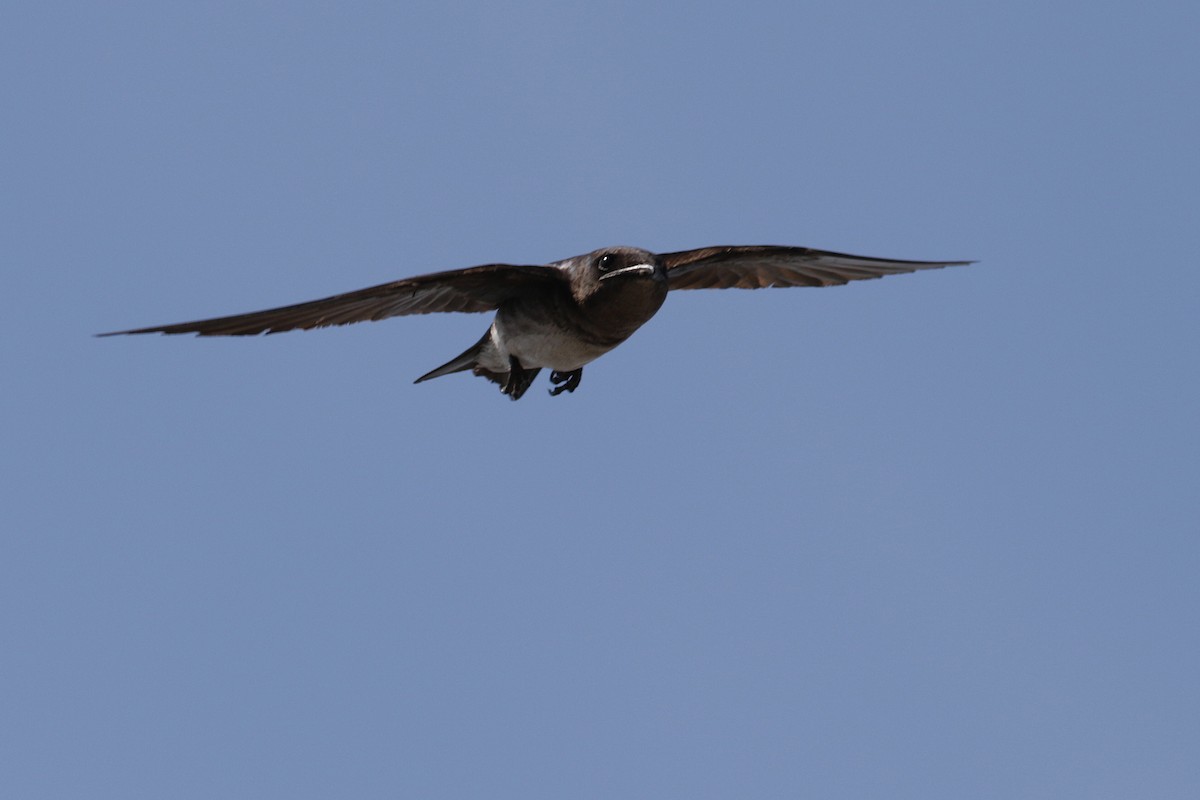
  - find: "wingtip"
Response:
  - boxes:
[924,259,976,270]
[918,258,975,268]
[95,327,165,337]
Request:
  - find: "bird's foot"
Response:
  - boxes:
[548,368,583,397]
[502,356,541,401]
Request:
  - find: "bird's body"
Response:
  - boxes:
[100,244,972,399]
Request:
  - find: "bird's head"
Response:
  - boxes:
[563,246,667,303]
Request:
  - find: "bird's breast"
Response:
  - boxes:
[492,309,618,372]
[489,279,666,372]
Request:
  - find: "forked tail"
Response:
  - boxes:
[413,331,491,384]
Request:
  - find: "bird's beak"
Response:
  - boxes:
[600,264,655,280]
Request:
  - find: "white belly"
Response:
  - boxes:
[481,317,614,373]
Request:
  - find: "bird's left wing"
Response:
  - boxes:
[98,263,565,336]
[661,245,973,291]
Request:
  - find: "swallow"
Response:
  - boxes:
[99,245,972,399]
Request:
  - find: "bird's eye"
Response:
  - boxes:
[597,254,618,272]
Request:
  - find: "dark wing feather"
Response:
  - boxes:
[98,263,564,336]
[662,245,973,291]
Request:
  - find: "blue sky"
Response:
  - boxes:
[4,1,1198,797]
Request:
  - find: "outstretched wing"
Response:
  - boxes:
[662,245,973,291]
[98,263,564,336]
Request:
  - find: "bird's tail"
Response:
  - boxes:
[413,330,491,384]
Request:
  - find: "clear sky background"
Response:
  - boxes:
[4,2,1198,798]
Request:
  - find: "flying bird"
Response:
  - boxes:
[100,244,972,400]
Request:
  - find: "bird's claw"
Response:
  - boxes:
[502,356,540,400]
[548,369,582,397]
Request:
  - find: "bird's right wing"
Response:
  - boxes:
[98,263,566,336]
